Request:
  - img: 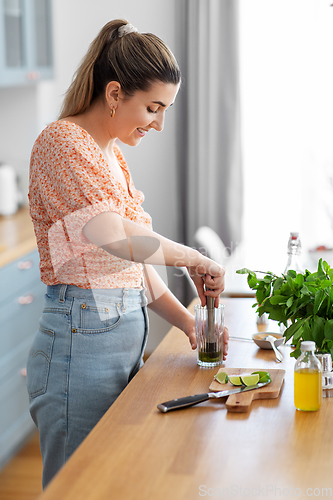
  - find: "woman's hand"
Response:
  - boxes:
[187,255,225,307]
[145,266,229,358]
[222,326,229,360]
[183,314,229,360]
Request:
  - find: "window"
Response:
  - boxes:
[239,0,333,271]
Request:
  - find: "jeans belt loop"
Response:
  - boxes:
[122,288,129,312]
[140,287,148,307]
[59,284,68,303]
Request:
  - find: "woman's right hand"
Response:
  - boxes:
[187,254,225,307]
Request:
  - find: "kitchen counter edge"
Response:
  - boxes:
[0,206,37,268]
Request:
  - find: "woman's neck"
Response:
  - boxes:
[63,101,116,154]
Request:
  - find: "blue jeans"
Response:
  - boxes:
[26,284,149,488]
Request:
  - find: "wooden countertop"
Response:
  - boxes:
[39,297,333,499]
[0,206,37,268]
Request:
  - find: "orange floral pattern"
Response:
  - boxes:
[29,120,152,289]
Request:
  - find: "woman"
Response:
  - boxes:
[27,19,228,488]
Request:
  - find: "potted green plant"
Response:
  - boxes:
[237,259,333,358]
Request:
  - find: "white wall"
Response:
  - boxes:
[51,0,180,240]
[0,0,183,353]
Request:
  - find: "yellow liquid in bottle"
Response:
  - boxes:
[294,369,322,411]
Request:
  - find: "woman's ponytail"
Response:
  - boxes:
[58,20,127,118]
[58,19,181,119]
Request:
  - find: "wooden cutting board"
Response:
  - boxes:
[209,367,285,413]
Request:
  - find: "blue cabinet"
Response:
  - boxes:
[0,0,53,87]
[0,249,45,468]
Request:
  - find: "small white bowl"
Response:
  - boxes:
[252,332,285,350]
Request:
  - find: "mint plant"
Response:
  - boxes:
[237,259,333,358]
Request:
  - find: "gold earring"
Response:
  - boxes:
[110,105,115,118]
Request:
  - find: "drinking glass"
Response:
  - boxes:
[195,304,224,367]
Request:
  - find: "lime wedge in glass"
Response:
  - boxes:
[214,371,228,384]
[240,373,260,386]
[228,375,243,386]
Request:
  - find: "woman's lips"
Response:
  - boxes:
[137,128,148,137]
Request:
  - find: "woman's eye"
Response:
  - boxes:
[147,107,158,114]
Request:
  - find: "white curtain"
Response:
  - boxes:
[178,0,243,253]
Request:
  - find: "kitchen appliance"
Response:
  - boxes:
[0,163,20,215]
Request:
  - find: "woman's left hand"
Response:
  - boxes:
[184,316,229,360]
[144,265,229,358]
[222,326,229,360]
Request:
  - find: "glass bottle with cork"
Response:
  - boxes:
[294,341,322,411]
[280,232,303,334]
[284,232,302,274]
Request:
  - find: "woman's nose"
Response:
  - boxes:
[150,113,165,132]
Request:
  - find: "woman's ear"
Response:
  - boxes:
[105,81,121,107]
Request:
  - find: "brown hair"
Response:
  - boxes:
[58,19,181,119]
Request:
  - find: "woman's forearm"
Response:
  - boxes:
[83,211,225,304]
[84,211,203,268]
[145,266,197,348]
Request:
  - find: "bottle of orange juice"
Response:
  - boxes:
[294,341,322,411]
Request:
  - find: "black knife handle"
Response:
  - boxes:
[157,393,210,412]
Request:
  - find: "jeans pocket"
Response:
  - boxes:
[77,299,122,334]
[27,327,55,399]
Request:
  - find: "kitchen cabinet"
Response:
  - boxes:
[0,249,45,468]
[0,0,53,87]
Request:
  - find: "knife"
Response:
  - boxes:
[157,382,269,412]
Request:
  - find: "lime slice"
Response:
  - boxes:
[214,371,228,384]
[257,374,271,383]
[251,371,268,376]
[240,373,260,386]
[228,375,243,386]
[251,371,271,384]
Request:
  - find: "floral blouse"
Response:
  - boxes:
[29,120,152,289]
